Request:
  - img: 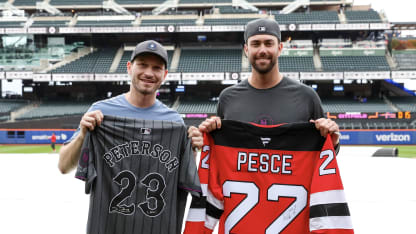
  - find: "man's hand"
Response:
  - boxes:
[310,118,340,146]
[188,126,203,151]
[199,116,221,133]
[80,110,104,135]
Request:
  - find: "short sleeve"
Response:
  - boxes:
[178,128,201,197]
[75,131,97,194]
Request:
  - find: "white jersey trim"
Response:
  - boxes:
[205,215,219,230]
[186,208,206,222]
[310,189,347,206]
[201,183,208,196]
[310,216,353,231]
[207,188,224,210]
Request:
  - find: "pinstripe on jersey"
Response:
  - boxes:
[76,115,201,234]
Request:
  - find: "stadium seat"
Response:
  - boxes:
[52,48,118,73]
[176,100,217,114]
[274,11,340,24]
[393,51,416,70]
[320,56,390,71]
[15,101,91,120]
[177,48,242,73]
[344,10,382,23]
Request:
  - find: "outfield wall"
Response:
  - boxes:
[0,129,76,144]
[0,129,415,145]
[340,130,416,145]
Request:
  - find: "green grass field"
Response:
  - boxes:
[0,144,62,154]
[0,144,414,158]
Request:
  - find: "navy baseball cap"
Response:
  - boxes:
[244,18,281,42]
[130,40,168,67]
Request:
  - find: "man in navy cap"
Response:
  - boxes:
[59,40,203,173]
[199,17,341,149]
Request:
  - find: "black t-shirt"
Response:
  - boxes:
[217,77,324,125]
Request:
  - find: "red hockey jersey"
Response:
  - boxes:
[185,120,354,234]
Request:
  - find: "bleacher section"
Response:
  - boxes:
[179,0,231,3]
[12,0,37,6]
[247,0,291,2]
[344,10,382,23]
[140,19,196,25]
[274,11,340,24]
[115,51,132,73]
[75,20,133,27]
[0,100,27,114]
[322,98,395,112]
[204,18,260,25]
[177,48,241,72]
[336,119,412,130]
[0,21,25,27]
[115,0,166,4]
[279,56,315,72]
[216,6,257,14]
[16,102,90,120]
[389,97,416,112]
[49,0,103,6]
[52,48,118,73]
[393,50,416,70]
[320,56,390,71]
[322,98,414,129]
[31,20,70,27]
[176,100,217,114]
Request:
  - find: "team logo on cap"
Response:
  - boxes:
[140,128,152,135]
[147,42,157,51]
[258,26,266,32]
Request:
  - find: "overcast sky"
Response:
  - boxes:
[353,0,415,22]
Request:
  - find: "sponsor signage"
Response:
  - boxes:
[344,71,390,80]
[340,130,416,145]
[280,49,313,57]
[392,71,416,79]
[179,25,211,32]
[327,112,414,120]
[6,71,33,80]
[33,73,51,82]
[0,130,75,144]
[182,72,224,81]
[212,25,244,32]
[52,73,93,82]
[300,72,343,80]
[320,48,385,56]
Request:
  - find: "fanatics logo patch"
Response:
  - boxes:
[260,137,271,146]
[140,128,152,135]
[258,26,266,32]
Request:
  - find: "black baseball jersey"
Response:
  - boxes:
[75,115,201,234]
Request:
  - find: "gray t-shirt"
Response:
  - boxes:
[66,94,183,144]
[76,115,201,234]
[217,77,324,124]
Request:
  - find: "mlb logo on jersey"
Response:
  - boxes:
[140,128,152,135]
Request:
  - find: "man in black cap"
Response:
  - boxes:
[59,39,202,173]
[199,18,341,147]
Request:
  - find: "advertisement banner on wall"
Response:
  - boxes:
[0,130,76,144]
[339,130,416,145]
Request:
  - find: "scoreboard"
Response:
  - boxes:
[326,112,414,120]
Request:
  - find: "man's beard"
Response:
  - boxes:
[251,57,276,74]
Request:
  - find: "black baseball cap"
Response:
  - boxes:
[244,18,281,42]
[130,40,168,68]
